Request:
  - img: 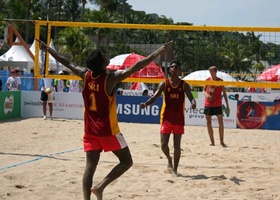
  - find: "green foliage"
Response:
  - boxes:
[56,27,95,66]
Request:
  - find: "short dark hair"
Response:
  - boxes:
[86,49,104,72]
[170,60,181,69]
[209,66,218,71]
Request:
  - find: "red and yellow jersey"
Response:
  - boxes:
[160,79,185,125]
[204,77,223,107]
[82,71,120,136]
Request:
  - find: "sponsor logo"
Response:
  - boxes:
[24,101,43,106]
[185,107,205,119]
[58,103,83,108]
[257,95,271,101]
[4,95,14,114]
[117,104,159,116]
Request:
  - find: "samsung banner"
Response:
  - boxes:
[116,95,162,123]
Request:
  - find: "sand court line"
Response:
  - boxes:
[0,147,83,171]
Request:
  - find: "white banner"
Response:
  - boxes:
[21,91,84,119]
[185,98,237,128]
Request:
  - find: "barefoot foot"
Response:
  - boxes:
[167,157,173,174]
[91,186,103,200]
[220,143,227,148]
[172,170,179,177]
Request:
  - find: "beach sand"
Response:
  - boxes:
[1,118,280,200]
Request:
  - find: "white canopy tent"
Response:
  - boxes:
[0,38,34,70]
[0,38,62,72]
[183,70,237,82]
[29,38,59,72]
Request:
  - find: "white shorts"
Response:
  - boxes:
[47,92,54,103]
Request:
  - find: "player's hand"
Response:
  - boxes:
[158,41,173,54]
[140,103,146,109]
[191,104,196,109]
[227,107,230,114]
[35,39,48,51]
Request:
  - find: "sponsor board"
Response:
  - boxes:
[185,98,237,128]
[21,91,84,119]
[0,91,21,120]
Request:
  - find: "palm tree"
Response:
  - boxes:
[63,0,81,21]
[56,27,95,65]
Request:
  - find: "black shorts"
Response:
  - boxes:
[204,106,222,116]
[40,91,48,101]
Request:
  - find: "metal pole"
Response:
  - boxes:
[164,53,168,78]
[47,0,51,21]
[123,0,126,53]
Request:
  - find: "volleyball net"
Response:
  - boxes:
[22,21,280,89]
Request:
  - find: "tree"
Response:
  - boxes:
[56,27,95,65]
[63,0,81,21]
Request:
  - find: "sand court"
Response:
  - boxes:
[1,118,280,200]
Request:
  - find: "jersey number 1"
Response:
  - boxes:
[89,92,97,111]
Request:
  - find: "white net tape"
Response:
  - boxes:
[0,39,5,50]
[3,26,9,43]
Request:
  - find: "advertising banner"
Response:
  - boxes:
[21,92,162,123]
[21,91,237,128]
[20,91,279,130]
[185,98,237,128]
[117,95,162,123]
[237,101,280,130]
[21,91,84,119]
[0,91,21,120]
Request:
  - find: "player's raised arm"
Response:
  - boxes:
[36,39,87,80]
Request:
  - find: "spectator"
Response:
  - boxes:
[54,70,67,92]
[40,77,54,120]
[69,72,81,93]
[117,88,124,95]
[260,88,266,93]
[247,87,256,93]
[142,89,148,96]
[15,69,21,89]
[69,79,81,93]
[152,87,157,95]
[6,69,21,91]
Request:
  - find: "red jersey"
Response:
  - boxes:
[82,71,120,136]
[160,79,185,126]
[204,77,223,107]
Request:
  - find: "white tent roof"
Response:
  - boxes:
[0,38,34,69]
[183,70,237,82]
[30,38,59,71]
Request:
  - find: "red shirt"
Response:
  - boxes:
[204,77,223,107]
[160,79,185,126]
[82,71,120,136]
